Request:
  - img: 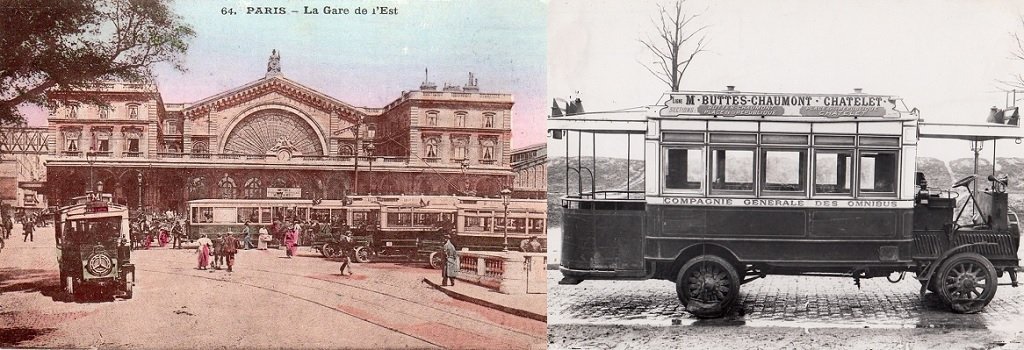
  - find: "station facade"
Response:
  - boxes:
[43,53,535,213]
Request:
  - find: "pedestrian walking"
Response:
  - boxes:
[212,234,225,269]
[258,225,270,250]
[242,221,254,250]
[223,231,239,272]
[22,219,34,242]
[441,234,458,286]
[171,220,184,249]
[284,226,298,258]
[339,230,354,276]
[196,234,212,270]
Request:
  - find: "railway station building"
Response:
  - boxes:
[41,53,537,213]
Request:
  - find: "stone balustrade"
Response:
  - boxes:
[455,250,547,295]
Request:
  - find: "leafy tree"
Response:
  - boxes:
[0,0,194,125]
[639,0,708,92]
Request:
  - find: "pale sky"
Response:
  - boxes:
[27,0,547,148]
[548,0,1024,161]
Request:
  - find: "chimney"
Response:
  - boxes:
[419,67,437,90]
[853,88,863,94]
[725,85,736,92]
[463,72,479,92]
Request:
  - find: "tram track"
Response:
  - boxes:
[138,267,447,348]
[136,257,544,347]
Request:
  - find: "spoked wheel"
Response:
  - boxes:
[321,243,338,258]
[354,246,370,263]
[676,255,740,318]
[937,252,997,314]
[429,251,443,270]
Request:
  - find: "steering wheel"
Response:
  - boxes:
[953,175,976,188]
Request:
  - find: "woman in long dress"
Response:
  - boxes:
[284,228,297,258]
[196,234,212,270]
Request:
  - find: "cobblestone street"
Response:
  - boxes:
[549,270,1024,349]
[549,270,1024,329]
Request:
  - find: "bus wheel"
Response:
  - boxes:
[937,252,997,314]
[676,255,740,318]
[322,243,337,258]
[354,246,370,263]
[429,252,443,270]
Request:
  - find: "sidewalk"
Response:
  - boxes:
[422,277,546,322]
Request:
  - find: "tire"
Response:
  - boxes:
[675,255,741,318]
[122,272,133,299]
[65,276,79,302]
[321,243,337,258]
[353,246,370,263]
[936,252,998,314]
[429,251,443,270]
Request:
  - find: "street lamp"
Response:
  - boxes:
[137,170,143,211]
[500,187,512,252]
[85,150,96,193]
[364,142,376,193]
[353,116,364,195]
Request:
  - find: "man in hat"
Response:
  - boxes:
[222,230,239,272]
[441,233,458,286]
[338,230,355,276]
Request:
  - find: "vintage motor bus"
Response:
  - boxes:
[549,90,1023,317]
[55,193,134,300]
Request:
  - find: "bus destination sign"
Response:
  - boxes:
[661,92,899,118]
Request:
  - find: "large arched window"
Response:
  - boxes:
[219,174,237,199]
[244,177,263,199]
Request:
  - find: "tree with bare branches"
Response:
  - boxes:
[0,0,194,125]
[639,0,708,92]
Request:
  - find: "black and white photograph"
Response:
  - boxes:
[547,0,1024,349]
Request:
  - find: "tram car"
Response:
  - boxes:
[549,90,1024,317]
[187,195,546,268]
[55,192,134,301]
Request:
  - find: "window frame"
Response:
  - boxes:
[759,147,808,197]
[708,146,757,196]
[856,149,900,198]
[812,148,856,198]
[661,146,705,194]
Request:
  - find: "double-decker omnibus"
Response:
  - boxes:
[187,195,546,267]
[549,90,1023,317]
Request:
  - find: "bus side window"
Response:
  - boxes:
[664,148,703,191]
[711,149,754,192]
[814,150,854,195]
[762,149,807,193]
[859,151,897,194]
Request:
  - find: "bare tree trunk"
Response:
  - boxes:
[639,0,708,92]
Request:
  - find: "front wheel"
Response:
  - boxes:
[353,246,370,263]
[321,243,338,258]
[676,255,740,318]
[937,252,998,313]
[122,272,134,299]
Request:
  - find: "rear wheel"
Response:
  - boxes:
[676,255,740,318]
[937,252,997,314]
[354,246,370,263]
[429,251,443,270]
